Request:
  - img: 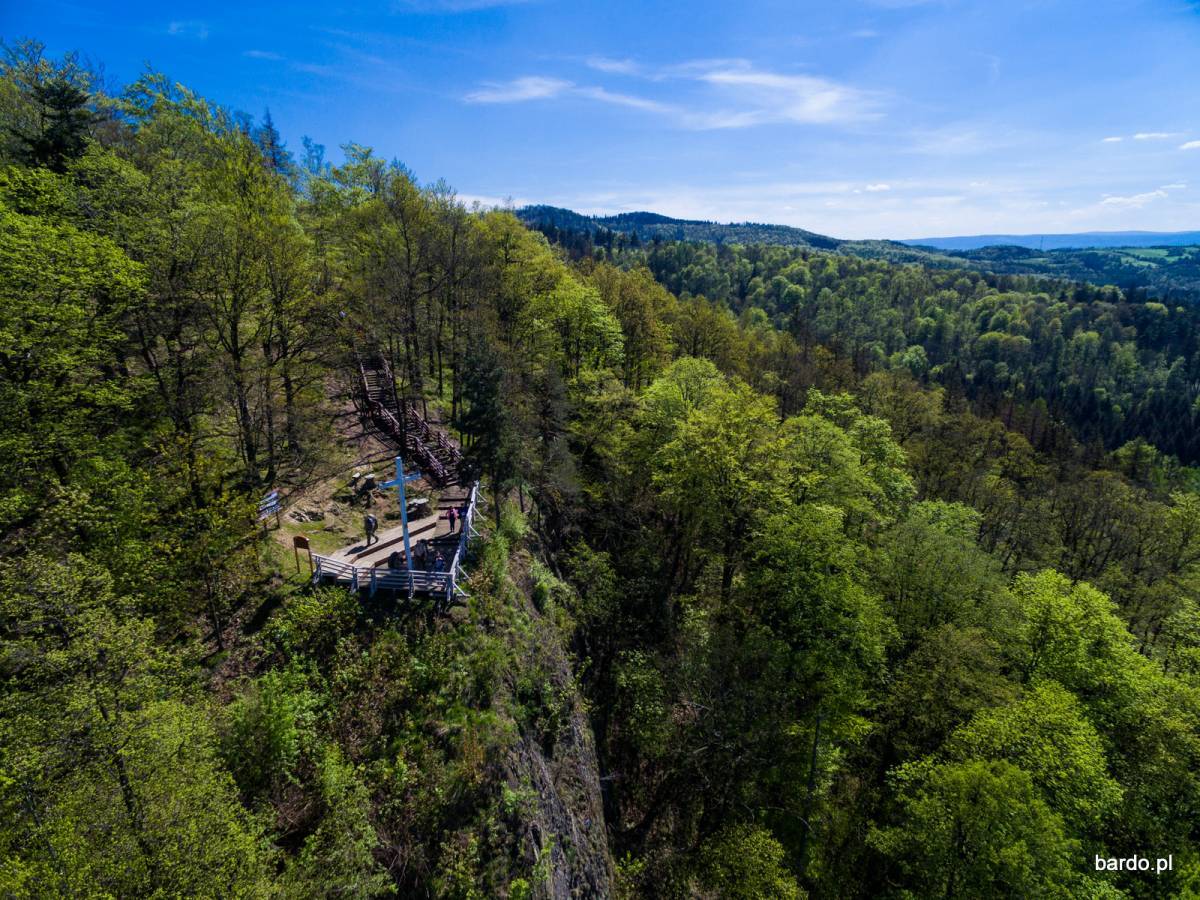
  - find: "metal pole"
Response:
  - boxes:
[396,456,413,575]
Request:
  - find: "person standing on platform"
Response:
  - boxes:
[364,513,378,547]
[433,553,445,573]
[414,540,427,571]
[447,506,458,533]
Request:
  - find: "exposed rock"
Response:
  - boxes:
[288,507,326,523]
[503,558,615,899]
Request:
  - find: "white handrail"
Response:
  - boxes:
[310,480,480,603]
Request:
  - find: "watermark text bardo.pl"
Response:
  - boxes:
[1095,855,1173,874]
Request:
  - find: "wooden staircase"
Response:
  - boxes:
[357,356,464,486]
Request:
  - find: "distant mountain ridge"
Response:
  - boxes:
[904,231,1200,251]
[517,205,845,250]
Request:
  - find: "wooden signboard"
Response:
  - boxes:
[293,534,312,574]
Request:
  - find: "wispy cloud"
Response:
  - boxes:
[464,58,878,130]
[1101,189,1167,207]
[576,86,673,113]
[865,183,891,192]
[1182,140,1200,150]
[1104,132,1183,143]
[167,20,209,39]
[695,66,877,126]
[909,126,997,156]
[466,76,572,103]
[244,49,283,61]
[586,56,640,75]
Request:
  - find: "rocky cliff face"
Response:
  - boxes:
[498,556,615,899]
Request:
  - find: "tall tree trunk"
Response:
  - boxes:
[798,711,823,869]
[282,359,299,453]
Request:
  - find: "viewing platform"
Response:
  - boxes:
[310,356,479,605]
[312,482,479,604]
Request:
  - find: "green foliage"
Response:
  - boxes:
[947,681,1123,832]
[265,587,359,658]
[223,666,320,800]
[283,746,393,898]
[613,651,672,758]
[0,177,143,522]
[694,824,805,899]
[869,758,1100,899]
[882,624,1018,760]
[0,557,272,897]
[872,500,1007,643]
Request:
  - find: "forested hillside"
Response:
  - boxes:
[520,205,1200,304]
[944,243,1200,303]
[5,40,1200,899]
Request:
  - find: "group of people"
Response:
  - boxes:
[446,501,469,534]
[364,496,470,575]
[398,540,445,573]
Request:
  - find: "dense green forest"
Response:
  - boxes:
[5,40,1200,899]
[520,205,1200,304]
[530,225,1200,466]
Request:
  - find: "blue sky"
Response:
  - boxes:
[4,0,1199,238]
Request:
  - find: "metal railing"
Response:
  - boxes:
[311,481,480,605]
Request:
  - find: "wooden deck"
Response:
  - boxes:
[313,479,480,604]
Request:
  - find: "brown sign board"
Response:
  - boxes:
[292,535,313,574]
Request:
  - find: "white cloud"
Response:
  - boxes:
[909,127,995,156]
[1133,132,1173,140]
[575,86,674,114]
[1100,189,1168,207]
[1181,140,1200,150]
[586,56,640,75]
[696,66,877,126]
[167,20,209,39]
[465,77,572,103]
[463,60,876,130]
[1101,136,1122,143]
[1161,182,1188,190]
[244,49,283,61]
[851,29,881,38]
[865,183,891,191]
